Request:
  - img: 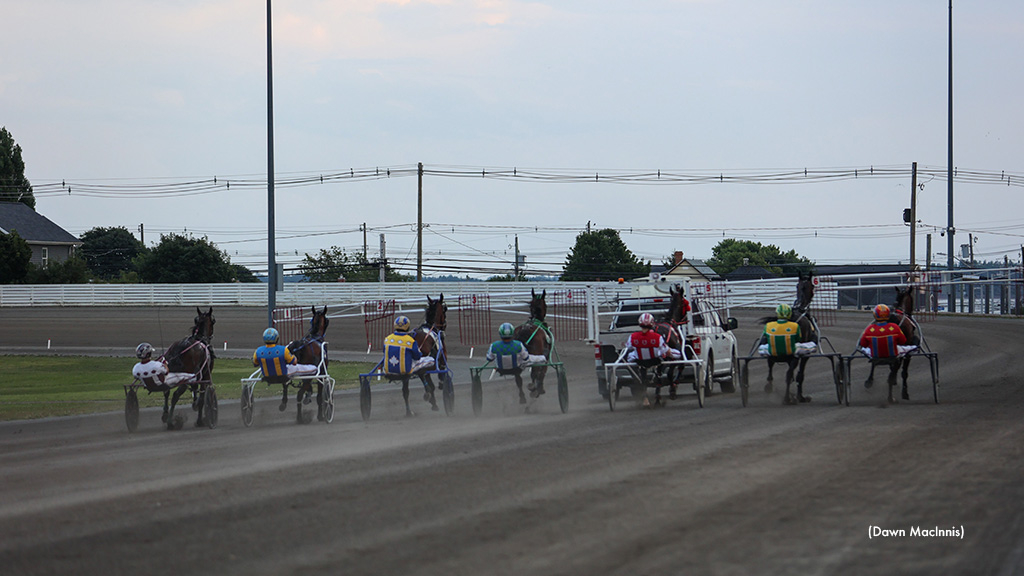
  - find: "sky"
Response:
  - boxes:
[3,0,1023,278]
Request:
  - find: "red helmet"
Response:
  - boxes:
[638,313,655,328]
[873,304,890,322]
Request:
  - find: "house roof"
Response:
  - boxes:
[660,258,720,281]
[0,202,81,244]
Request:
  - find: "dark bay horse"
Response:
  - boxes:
[405,294,447,415]
[650,284,687,404]
[514,289,552,400]
[282,306,329,422]
[865,287,920,402]
[162,307,215,429]
[760,273,819,404]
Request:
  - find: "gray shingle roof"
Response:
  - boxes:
[0,202,81,244]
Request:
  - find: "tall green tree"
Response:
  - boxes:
[0,230,32,283]
[561,228,650,281]
[299,246,408,282]
[0,127,35,209]
[79,226,147,280]
[135,233,237,283]
[706,238,813,277]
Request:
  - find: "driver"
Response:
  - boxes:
[486,322,547,372]
[859,304,914,358]
[132,342,195,388]
[625,313,680,362]
[383,316,435,376]
[253,328,318,378]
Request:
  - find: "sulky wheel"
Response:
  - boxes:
[442,372,455,416]
[607,371,619,412]
[471,374,483,417]
[323,378,335,424]
[557,369,569,414]
[833,361,845,405]
[241,384,255,427]
[359,377,372,422]
[204,386,219,429]
[740,362,749,407]
[125,388,140,432]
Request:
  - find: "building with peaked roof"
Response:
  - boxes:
[0,203,82,267]
[649,251,721,282]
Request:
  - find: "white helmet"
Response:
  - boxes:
[638,313,656,328]
[135,342,154,359]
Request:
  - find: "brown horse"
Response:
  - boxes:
[650,284,687,404]
[514,289,552,399]
[407,294,447,415]
[759,273,819,404]
[283,306,329,423]
[162,307,215,429]
[865,287,920,401]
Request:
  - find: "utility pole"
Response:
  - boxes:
[417,162,423,282]
[909,162,918,274]
[361,223,367,260]
[946,0,956,315]
[926,234,932,270]
[138,223,144,245]
[266,0,277,328]
[968,233,975,313]
[587,220,591,234]
[514,235,520,280]
[379,234,386,283]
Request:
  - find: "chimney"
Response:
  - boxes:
[743,258,749,266]
[673,251,683,265]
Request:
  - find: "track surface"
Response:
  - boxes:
[1,307,1023,576]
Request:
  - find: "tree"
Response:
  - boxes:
[299,246,409,282]
[135,233,237,283]
[0,127,35,209]
[24,256,89,284]
[79,226,147,280]
[561,228,650,281]
[0,230,32,283]
[706,238,814,277]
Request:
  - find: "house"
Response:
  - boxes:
[653,251,721,283]
[0,203,82,267]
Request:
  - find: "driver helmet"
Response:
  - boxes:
[776,303,792,320]
[135,342,154,360]
[394,315,411,332]
[498,322,515,340]
[873,304,891,322]
[638,312,656,329]
[262,327,280,344]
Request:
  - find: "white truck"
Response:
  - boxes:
[592,278,739,404]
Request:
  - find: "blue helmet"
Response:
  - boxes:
[394,315,411,332]
[262,327,279,344]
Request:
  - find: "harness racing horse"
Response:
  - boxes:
[514,289,553,400]
[162,307,216,429]
[649,284,687,405]
[404,294,447,416]
[760,273,820,404]
[279,306,330,423]
[864,287,921,402]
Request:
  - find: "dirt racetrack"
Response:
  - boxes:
[1,306,1023,576]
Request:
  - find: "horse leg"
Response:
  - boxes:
[668,366,678,400]
[783,361,797,405]
[295,384,307,424]
[765,360,775,393]
[514,373,527,405]
[402,378,414,417]
[796,357,812,403]
[194,385,206,428]
[887,363,899,404]
[316,380,325,421]
[900,357,911,401]
[530,366,547,398]
[167,386,188,430]
[278,384,288,412]
[161,390,170,423]
[865,363,876,389]
[420,374,439,411]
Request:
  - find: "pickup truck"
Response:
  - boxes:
[594,283,739,400]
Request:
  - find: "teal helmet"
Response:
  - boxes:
[498,322,515,339]
[776,303,792,320]
[394,315,411,332]
[262,327,279,344]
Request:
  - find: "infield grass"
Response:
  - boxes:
[0,356,374,421]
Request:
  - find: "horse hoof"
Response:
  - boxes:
[173,415,185,430]
[519,394,527,405]
[431,403,439,412]
[423,392,432,402]
[405,410,416,418]
[302,395,312,405]
[783,395,796,405]
[864,379,874,389]
[764,383,774,394]
[536,385,546,396]
[278,401,287,412]
[669,388,678,400]
[902,390,910,401]
[799,395,812,403]
[161,412,169,423]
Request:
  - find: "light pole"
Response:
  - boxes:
[266,0,277,327]
[946,0,955,315]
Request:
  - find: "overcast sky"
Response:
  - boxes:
[3,1,1023,277]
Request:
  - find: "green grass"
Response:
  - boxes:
[0,356,375,421]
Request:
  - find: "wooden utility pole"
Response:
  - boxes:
[417,162,423,282]
[910,162,918,273]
